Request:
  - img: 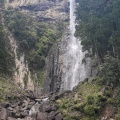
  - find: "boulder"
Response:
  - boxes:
[24,117,35,120]
[39,102,49,112]
[48,111,56,120]
[0,107,8,120]
[8,117,16,120]
[36,112,48,120]
[20,112,28,117]
[29,102,40,118]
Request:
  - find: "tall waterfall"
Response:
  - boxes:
[63,0,86,90]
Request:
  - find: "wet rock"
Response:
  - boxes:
[29,103,40,118]
[42,97,49,102]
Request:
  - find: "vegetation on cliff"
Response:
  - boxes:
[1,0,120,119]
[56,76,120,120]
[4,8,66,71]
[0,2,13,76]
[55,0,120,119]
[76,0,120,64]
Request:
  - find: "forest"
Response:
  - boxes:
[76,0,120,86]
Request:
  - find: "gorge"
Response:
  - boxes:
[0,0,120,119]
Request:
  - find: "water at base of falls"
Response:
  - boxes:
[63,0,86,90]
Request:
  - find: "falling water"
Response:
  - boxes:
[63,0,86,90]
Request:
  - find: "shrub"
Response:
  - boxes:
[87,96,95,105]
[84,104,100,116]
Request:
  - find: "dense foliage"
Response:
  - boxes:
[0,4,13,75]
[0,23,8,74]
[76,0,120,64]
[4,9,65,70]
[72,0,120,119]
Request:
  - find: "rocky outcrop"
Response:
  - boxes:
[3,0,69,92]
[6,0,69,22]
[43,30,98,94]
[43,31,69,94]
[0,91,64,120]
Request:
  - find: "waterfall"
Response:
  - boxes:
[8,31,34,90]
[63,0,86,90]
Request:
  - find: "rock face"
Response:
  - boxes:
[43,30,98,94]
[6,0,69,22]
[4,0,69,92]
[43,31,69,94]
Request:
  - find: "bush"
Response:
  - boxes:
[60,98,68,109]
[73,103,85,112]
[87,96,95,105]
[84,104,100,116]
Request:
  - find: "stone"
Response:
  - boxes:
[29,103,40,117]
[55,113,63,120]
[50,95,55,101]
[31,113,37,119]
[48,111,56,120]
[20,112,28,117]
[24,117,35,120]
[50,105,56,111]
[8,117,16,120]
[8,107,14,111]
[0,107,8,120]
[36,112,48,120]
[39,102,50,112]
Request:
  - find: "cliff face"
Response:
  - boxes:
[6,0,69,22]
[43,30,98,94]
[43,31,69,93]
[4,0,96,94]
[3,0,69,92]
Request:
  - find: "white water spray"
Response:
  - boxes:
[63,0,86,90]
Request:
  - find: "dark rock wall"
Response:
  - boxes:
[43,31,69,94]
[43,31,98,94]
